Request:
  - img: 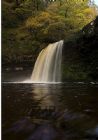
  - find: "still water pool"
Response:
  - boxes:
[2,71,98,140]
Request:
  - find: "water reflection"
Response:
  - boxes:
[2,83,98,140]
[32,84,59,108]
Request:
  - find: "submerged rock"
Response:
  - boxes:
[27,124,57,140]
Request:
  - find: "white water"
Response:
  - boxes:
[31,40,63,83]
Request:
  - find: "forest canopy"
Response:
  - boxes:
[2,0,97,65]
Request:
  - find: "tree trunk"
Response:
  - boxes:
[36,1,39,11]
[15,0,19,6]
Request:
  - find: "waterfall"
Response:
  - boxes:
[31,40,63,83]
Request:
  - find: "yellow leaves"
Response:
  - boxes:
[84,8,94,16]
[26,17,41,29]
[83,7,96,20]
[25,0,96,38]
[39,12,51,20]
[46,2,59,14]
[25,11,65,30]
[26,12,51,29]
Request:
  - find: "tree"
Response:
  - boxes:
[15,0,20,6]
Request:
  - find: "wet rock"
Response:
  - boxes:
[4,118,35,134]
[86,125,98,139]
[27,123,57,140]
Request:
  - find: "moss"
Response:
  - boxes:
[62,64,88,81]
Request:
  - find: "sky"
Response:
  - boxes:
[94,0,98,5]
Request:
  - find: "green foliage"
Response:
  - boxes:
[2,0,98,80]
[2,1,19,27]
[2,27,40,64]
[62,64,88,81]
[15,8,32,20]
[25,11,66,41]
[41,22,66,42]
[49,0,96,29]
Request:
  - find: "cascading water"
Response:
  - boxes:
[31,40,63,83]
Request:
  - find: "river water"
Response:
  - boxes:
[2,70,98,140]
